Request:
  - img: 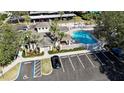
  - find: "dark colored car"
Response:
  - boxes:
[106,69,124,81]
[111,48,124,60]
[99,65,113,74]
[51,55,61,69]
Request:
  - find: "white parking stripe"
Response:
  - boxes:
[24,62,31,64]
[61,56,68,59]
[76,55,85,69]
[110,51,122,61]
[70,55,76,57]
[101,52,111,62]
[87,52,93,55]
[78,53,84,56]
[33,62,35,78]
[94,53,103,65]
[34,61,42,78]
[85,54,96,68]
[59,58,65,72]
[68,56,75,71]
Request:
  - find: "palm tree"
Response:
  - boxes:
[50,19,59,36]
[58,32,66,41]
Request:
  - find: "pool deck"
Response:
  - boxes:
[66,28,94,36]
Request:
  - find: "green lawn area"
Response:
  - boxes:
[0,63,20,81]
[41,59,53,75]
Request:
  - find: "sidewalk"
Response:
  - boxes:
[0,49,90,77]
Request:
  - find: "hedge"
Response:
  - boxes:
[22,51,44,58]
[48,47,84,54]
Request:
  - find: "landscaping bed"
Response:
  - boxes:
[41,59,53,75]
[22,51,44,58]
[48,47,84,54]
[0,63,20,81]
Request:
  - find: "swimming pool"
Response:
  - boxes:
[72,31,98,44]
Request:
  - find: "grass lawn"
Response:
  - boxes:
[0,63,20,81]
[41,59,53,75]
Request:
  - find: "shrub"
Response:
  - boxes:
[22,50,44,58]
[48,47,84,54]
[0,14,8,21]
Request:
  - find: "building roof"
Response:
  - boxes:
[30,11,58,14]
[30,14,76,19]
[14,25,27,31]
[35,22,50,28]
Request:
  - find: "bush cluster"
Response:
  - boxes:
[48,47,84,54]
[22,50,44,58]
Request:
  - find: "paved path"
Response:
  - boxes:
[0,50,90,77]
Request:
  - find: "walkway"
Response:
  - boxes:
[0,49,90,77]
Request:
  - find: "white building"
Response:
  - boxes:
[29,11,76,23]
[34,22,50,33]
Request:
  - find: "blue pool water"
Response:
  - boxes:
[72,31,97,44]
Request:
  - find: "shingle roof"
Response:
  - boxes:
[35,22,50,28]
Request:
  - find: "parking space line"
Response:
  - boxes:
[110,51,122,62]
[76,55,85,69]
[68,56,75,71]
[94,53,103,65]
[60,56,68,59]
[87,52,93,55]
[33,61,35,78]
[41,60,42,77]
[78,53,84,56]
[101,52,111,62]
[70,54,76,57]
[33,61,42,78]
[24,62,31,64]
[85,54,96,68]
[59,58,65,72]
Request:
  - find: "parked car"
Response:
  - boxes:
[111,48,124,60]
[99,64,113,74]
[51,55,61,69]
[106,70,124,81]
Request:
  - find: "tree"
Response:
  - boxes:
[30,31,43,44]
[0,24,24,66]
[0,13,8,21]
[73,16,82,23]
[10,11,21,23]
[23,15,30,25]
[95,11,124,49]
[58,32,66,41]
[10,11,28,23]
[50,19,60,36]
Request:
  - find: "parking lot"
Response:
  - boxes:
[17,53,109,81]
[16,61,34,81]
[34,53,108,81]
